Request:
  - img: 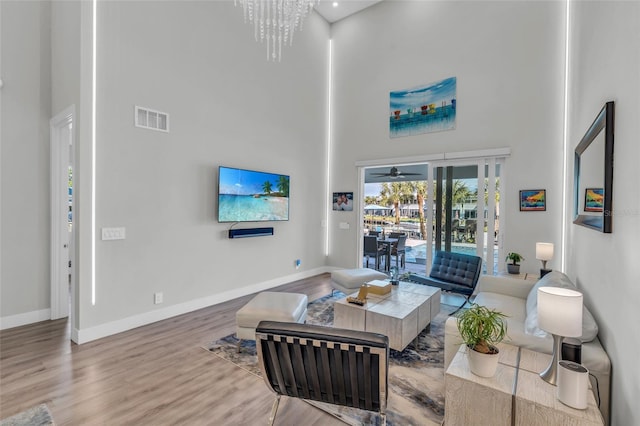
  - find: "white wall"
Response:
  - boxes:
[76,1,330,331]
[565,2,640,425]
[51,0,81,116]
[328,1,566,271]
[1,1,330,336]
[0,1,52,324]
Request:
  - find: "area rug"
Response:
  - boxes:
[208,293,454,426]
[0,404,54,426]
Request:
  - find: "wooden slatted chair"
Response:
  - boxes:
[255,321,389,426]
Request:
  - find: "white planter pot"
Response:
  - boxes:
[467,346,500,377]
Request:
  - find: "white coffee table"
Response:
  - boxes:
[333,281,441,351]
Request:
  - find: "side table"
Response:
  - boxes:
[444,343,519,426]
[515,348,604,426]
[445,344,604,426]
[497,271,539,282]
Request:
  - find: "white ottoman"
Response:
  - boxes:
[236,291,308,343]
[331,268,388,295]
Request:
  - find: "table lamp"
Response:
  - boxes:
[536,242,554,278]
[537,286,583,385]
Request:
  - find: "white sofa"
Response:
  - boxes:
[444,271,611,424]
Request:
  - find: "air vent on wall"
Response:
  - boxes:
[135,105,169,132]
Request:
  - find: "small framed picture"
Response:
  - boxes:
[519,189,546,211]
[584,188,604,212]
[332,192,353,211]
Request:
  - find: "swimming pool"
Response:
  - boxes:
[405,243,499,271]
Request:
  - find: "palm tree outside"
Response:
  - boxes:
[380,182,413,225]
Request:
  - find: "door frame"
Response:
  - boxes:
[50,105,76,321]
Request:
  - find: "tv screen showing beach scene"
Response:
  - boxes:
[218,166,290,222]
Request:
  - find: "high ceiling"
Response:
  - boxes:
[314,0,384,23]
[310,1,484,186]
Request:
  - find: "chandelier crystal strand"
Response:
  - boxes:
[283,1,291,48]
[236,0,319,61]
[259,0,265,42]
[298,1,305,26]
[254,0,259,40]
[266,0,271,60]
[271,0,276,61]
[277,0,283,62]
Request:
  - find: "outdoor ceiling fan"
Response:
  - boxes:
[371,166,421,179]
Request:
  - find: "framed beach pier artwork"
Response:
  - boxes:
[390,76,457,138]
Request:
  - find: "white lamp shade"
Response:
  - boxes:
[537,286,583,337]
[536,242,554,261]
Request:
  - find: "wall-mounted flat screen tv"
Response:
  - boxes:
[218,166,290,222]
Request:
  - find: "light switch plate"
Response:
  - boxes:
[102,227,126,240]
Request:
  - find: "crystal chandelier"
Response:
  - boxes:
[235,0,320,62]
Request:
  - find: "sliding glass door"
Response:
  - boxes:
[425,159,501,275]
[359,153,504,276]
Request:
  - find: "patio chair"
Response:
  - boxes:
[390,234,407,270]
[255,321,389,426]
[364,235,388,270]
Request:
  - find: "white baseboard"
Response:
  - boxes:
[74,266,333,344]
[0,308,51,330]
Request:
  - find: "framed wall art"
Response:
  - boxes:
[520,189,546,211]
[332,192,353,211]
[584,188,604,212]
[389,76,457,138]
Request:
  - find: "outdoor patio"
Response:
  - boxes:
[362,233,499,276]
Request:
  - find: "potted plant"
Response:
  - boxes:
[505,252,524,274]
[456,304,508,377]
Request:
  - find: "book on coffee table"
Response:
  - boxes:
[366,279,392,295]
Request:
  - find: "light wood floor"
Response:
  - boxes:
[0,273,345,425]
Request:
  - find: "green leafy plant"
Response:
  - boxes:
[399,272,412,281]
[456,304,508,354]
[505,252,524,265]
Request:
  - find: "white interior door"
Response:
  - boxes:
[50,106,75,320]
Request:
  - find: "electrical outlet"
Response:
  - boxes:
[154,292,163,304]
[295,259,301,269]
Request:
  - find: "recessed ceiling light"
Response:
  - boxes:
[332,2,339,7]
